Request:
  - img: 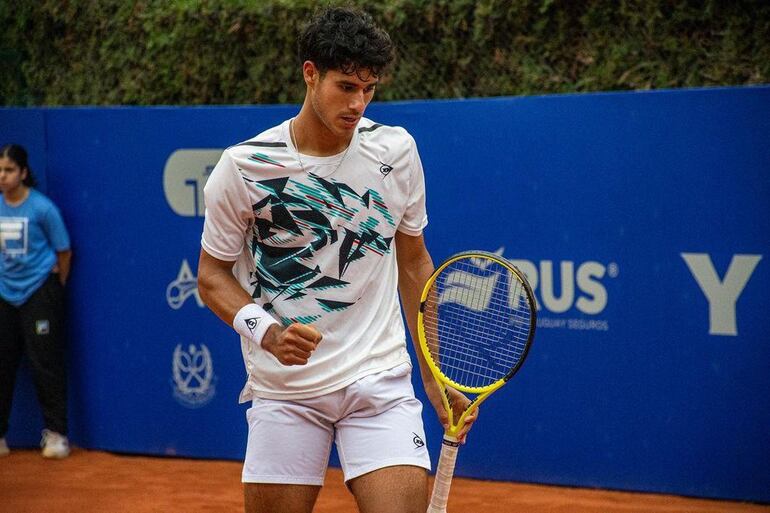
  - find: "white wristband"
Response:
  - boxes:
[233,303,280,345]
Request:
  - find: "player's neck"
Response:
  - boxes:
[2,185,29,206]
[292,107,352,157]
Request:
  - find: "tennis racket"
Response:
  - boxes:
[419,251,536,513]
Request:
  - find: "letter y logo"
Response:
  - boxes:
[681,253,762,336]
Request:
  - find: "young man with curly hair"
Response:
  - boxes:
[198,7,475,512]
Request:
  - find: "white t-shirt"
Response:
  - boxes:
[201,118,428,401]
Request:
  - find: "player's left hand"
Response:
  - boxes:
[423,377,478,444]
[445,387,478,444]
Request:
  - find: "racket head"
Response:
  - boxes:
[418,251,536,395]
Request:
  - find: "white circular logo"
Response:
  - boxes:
[163,149,223,217]
[172,344,216,408]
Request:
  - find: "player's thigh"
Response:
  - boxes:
[242,397,334,486]
[244,483,321,513]
[348,464,428,513]
[242,397,334,513]
[334,364,430,482]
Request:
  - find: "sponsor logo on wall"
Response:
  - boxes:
[682,253,762,336]
[163,149,222,217]
[167,259,204,309]
[172,343,217,408]
[163,151,220,407]
[488,247,617,332]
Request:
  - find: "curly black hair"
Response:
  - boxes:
[298,6,395,78]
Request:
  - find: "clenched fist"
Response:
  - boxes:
[261,323,323,366]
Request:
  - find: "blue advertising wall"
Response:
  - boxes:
[1,86,768,502]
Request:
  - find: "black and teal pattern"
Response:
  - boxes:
[243,172,395,325]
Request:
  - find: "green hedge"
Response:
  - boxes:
[1,0,768,105]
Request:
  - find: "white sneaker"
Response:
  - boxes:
[0,437,9,457]
[41,429,70,459]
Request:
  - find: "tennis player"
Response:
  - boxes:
[198,7,475,512]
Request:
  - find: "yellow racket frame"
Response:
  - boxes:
[417,251,535,438]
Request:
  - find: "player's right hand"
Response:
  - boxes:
[261,323,322,366]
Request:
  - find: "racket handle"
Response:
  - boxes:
[427,435,460,513]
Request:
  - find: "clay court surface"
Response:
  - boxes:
[1,449,767,513]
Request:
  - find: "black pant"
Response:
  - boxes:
[0,274,68,437]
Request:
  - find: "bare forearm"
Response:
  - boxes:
[197,250,254,326]
[56,250,72,285]
[398,255,433,351]
[199,273,254,325]
[196,250,322,365]
[395,232,435,378]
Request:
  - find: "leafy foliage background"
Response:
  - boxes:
[1,0,768,105]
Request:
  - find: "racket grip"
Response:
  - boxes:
[427,435,460,513]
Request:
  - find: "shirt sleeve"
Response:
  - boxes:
[201,150,253,261]
[397,135,428,236]
[42,202,71,252]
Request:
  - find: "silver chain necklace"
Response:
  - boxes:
[290,118,352,175]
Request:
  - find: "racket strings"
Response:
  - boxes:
[423,257,533,389]
[424,305,527,360]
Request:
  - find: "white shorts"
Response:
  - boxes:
[242,362,431,485]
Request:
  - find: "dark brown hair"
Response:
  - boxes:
[1,144,37,187]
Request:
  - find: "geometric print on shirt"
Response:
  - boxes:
[243,172,395,325]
